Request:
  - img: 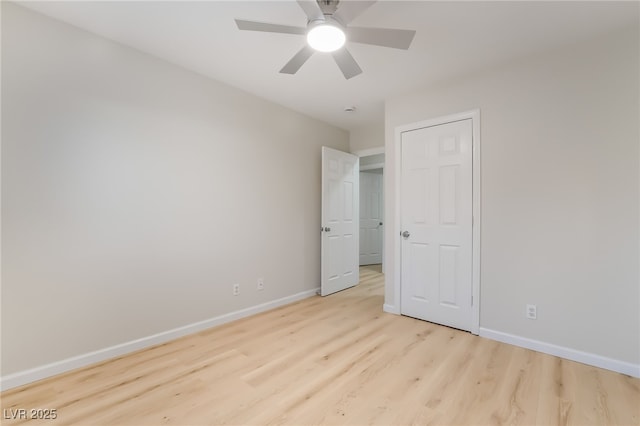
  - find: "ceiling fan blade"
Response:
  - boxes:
[333,1,376,26]
[296,0,324,22]
[235,19,306,35]
[332,48,362,80]
[347,27,416,50]
[280,45,315,74]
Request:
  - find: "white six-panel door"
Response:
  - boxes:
[321,147,359,296]
[400,119,473,331]
[359,172,383,265]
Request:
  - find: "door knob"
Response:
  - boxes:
[324,227,331,232]
[379,222,383,226]
[402,230,410,238]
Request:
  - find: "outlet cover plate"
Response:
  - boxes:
[526,304,537,319]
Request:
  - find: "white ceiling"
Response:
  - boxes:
[16,1,639,131]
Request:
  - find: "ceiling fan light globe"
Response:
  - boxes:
[307,24,345,52]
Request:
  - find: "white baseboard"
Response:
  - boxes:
[383,303,400,315]
[479,327,640,378]
[0,288,320,391]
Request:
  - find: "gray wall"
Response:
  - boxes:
[1,3,348,375]
[350,121,385,153]
[385,25,639,365]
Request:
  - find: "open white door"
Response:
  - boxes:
[321,147,359,296]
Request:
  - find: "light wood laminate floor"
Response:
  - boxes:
[2,265,639,425]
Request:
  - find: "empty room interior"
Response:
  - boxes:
[1,1,639,425]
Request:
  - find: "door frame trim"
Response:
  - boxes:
[352,147,385,157]
[392,109,481,335]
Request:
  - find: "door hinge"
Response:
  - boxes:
[471,295,474,306]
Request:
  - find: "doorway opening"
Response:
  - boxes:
[356,148,385,273]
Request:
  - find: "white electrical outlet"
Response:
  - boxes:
[257,278,264,291]
[526,304,537,320]
[233,283,240,296]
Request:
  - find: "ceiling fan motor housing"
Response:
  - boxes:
[307,16,344,32]
[317,0,340,16]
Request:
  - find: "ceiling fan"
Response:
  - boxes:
[235,0,416,79]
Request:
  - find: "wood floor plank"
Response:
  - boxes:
[2,265,638,425]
